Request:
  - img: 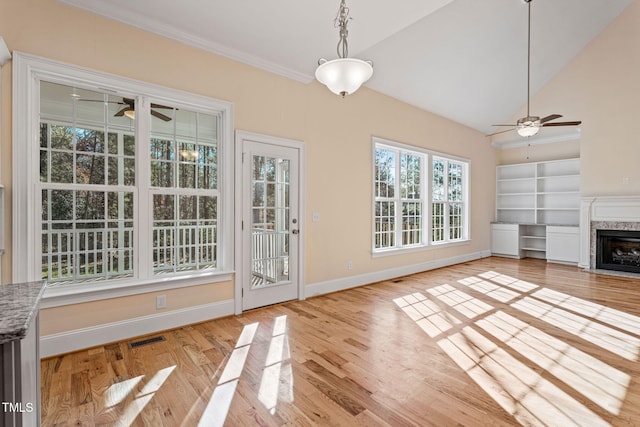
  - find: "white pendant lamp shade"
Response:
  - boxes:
[315,58,373,97]
[316,0,373,97]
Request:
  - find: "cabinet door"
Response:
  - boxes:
[491,224,520,257]
[546,226,579,264]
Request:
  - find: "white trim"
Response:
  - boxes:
[0,37,8,284]
[55,0,313,84]
[306,250,491,298]
[40,299,234,357]
[579,196,640,268]
[234,130,306,314]
[371,238,471,257]
[12,52,234,290]
[373,136,470,163]
[40,272,233,308]
[0,37,10,66]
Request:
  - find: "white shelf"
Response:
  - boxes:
[493,158,580,263]
[496,158,580,226]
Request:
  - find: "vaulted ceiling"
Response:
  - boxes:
[57,0,633,134]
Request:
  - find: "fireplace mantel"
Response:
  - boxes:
[579,196,640,268]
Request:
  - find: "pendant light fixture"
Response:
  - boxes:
[315,0,373,97]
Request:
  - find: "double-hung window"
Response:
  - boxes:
[14,53,233,293]
[373,137,469,253]
[431,157,466,243]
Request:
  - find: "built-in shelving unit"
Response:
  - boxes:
[496,158,580,225]
[492,158,580,263]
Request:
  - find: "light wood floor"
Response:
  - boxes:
[41,257,640,426]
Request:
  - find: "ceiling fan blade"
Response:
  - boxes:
[114,107,128,117]
[492,124,517,127]
[540,114,562,124]
[150,103,172,109]
[151,109,172,122]
[542,121,582,127]
[486,128,516,137]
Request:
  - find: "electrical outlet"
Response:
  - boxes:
[347,261,353,270]
[156,294,167,309]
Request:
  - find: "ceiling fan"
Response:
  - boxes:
[80,97,173,122]
[488,0,581,138]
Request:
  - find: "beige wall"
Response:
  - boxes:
[496,0,640,199]
[0,0,495,336]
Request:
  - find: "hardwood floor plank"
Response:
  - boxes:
[41,258,640,426]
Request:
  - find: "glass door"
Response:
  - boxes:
[242,140,299,310]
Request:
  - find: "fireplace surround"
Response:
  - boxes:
[579,197,640,273]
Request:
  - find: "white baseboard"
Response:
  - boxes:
[40,299,234,358]
[306,250,491,298]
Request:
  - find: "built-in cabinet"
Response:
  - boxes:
[492,158,580,264]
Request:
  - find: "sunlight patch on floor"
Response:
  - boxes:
[106,375,143,407]
[512,297,640,361]
[198,322,259,427]
[478,311,629,414]
[439,326,609,427]
[427,284,494,319]
[118,366,175,425]
[259,315,294,414]
[393,270,640,425]
[533,288,640,336]
[393,293,461,338]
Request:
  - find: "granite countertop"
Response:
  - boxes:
[0,281,46,344]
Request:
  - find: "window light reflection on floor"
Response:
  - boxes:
[478,311,629,415]
[119,366,176,425]
[258,315,294,414]
[198,322,259,427]
[106,375,143,407]
[394,270,639,426]
[512,297,640,361]
[439,326,609,426]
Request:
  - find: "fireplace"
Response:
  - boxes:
[596,229,640,273]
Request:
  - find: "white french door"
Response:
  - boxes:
[236,132,304,311]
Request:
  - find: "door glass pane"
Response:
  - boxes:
[251,154,290,288]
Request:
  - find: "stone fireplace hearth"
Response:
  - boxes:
[580,197,640,272]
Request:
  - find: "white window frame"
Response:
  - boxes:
[13,52,234,304]
[431,156,469,245]
[372,137,470,255]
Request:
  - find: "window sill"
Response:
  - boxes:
[371,239,471,258]
[40,270,235,308]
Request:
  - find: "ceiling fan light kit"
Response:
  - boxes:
[315,0,373,97]
[488,0,581,138]
[516,116,541,137]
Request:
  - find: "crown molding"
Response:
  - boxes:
[56,0,314,84]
